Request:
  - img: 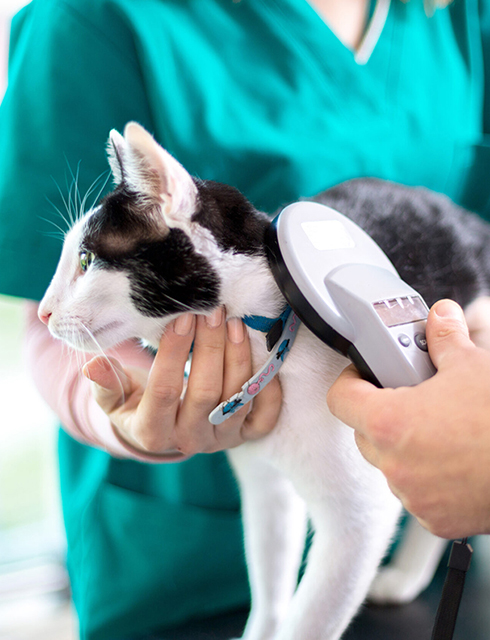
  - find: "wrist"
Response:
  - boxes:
[110,423,189,463]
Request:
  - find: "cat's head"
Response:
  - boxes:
[38,123,274,351]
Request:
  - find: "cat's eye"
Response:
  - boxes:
[79,250,95,272]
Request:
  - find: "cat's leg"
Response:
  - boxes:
[227,447,308,640]
[368,516,447,604]
[271,490,401,640]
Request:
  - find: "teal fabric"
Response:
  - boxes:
[1,1,490,638]
[58,432,246,640]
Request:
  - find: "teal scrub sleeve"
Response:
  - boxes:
[456,0,490,220]
[0,0,154,300]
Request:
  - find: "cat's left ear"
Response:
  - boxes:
[122,122,198,227]
[107,129,126,184]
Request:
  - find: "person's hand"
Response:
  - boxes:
[327,299,490,539]
[82,308,282,457]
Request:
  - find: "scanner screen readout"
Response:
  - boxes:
[373,296,428,328]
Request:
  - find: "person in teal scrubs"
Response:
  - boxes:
[1,1,490,638]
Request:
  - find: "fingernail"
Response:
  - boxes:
[82,358,110,382]
[227,317,245,344]
[82,364,92,380]
[206,307,223,328]
[173,313,195,336]
[434,299,464,321]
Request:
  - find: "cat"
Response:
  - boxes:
[38,122,490,640]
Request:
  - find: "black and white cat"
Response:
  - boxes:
[39,123,490,640]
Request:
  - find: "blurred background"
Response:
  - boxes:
[0,1,74,638]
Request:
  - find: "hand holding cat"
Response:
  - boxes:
[83,308,282,457]
[327,299,490,539]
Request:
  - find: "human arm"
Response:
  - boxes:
[327,299,490,539]
[24,300,169,461]
[26,301,281,460]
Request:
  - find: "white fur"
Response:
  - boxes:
[39,216,173,351]
[228,321,402,640]
[40,124,451,639]
[368,518,447,605]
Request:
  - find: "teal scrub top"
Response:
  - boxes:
[1,1,490,638]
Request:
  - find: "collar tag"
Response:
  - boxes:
[208,308,300,425]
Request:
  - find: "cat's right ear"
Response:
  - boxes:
[107,129,126,184]
[121,122,198,229]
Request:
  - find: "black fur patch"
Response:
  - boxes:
[313,179,490,308]
[81,186,220,317]
[105,230,220,317]
[192,179,270,255]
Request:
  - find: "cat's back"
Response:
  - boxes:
[312,178,490,308]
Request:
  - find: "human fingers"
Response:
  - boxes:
[176,308,232,451]
[134,313,196,451]
[426,299,474,370]
[210,317,256,449]
[353,431,382,470]
[83,355,134,414]
[327,364,381,433]
[327,363,404,459]
[240,376,282,441]
[211,316,282,448]
[214,318,283,449]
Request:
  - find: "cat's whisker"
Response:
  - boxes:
[44,196,72,235]
[84,170,112,214]
[62,158,83,227]
[43,230,66,242]
[68,162,81,226]
[56,339,76,411]
[160,293,198,314]
[52,174,76,231]
[39,215,69,240]
[71,328,85,373]
[80,322,126,406]
[60,160,112,228]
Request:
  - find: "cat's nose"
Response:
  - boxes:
[38,309,52,325]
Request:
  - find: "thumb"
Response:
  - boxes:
[82,356,134,413]
[426,299,473,370]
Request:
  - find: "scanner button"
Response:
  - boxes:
[415,333,428,351]
[398,334,411,348]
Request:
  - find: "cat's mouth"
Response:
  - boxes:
[80,320,126,349]
[92,320,124,338]
[50,319,126,351]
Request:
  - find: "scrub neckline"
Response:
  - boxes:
[356,0,392,64]
[304,0,392,64]
[262,0,393,67]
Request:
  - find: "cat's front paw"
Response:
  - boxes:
[368,567,429,605]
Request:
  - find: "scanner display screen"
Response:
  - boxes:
[373,296,428,328]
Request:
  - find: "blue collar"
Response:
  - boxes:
[209,306,301,425]
[242,306,293,352]
[242,306,291,334]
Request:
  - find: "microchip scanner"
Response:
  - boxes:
[264,202,436,388]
